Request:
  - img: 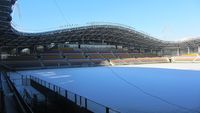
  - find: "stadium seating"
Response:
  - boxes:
[90,59,110,66]
[110,57,169,65]
[114,53,131,59]
[172,54,200,62]
[68,59,92,66]
[3,55,37,61]
[41,55,62,60]
[101,53,116,59]
[63,53,85,59]
[42,60,69,67]
[2,61,42,69]
[85,53,103,59]
[1,46,173,69]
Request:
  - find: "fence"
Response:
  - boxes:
[29,75,120,113]
[0,72,4,113]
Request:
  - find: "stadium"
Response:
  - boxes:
[1,0,200,113]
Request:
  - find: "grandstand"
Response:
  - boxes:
[0,0,200,113]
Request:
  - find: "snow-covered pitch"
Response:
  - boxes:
[11,63,200,113]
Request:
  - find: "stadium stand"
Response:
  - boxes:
[63,53,85,59]
[114,53,131,59]
[101,53,116,59]
[1,0,200,113]
[172,53,200,62]
[85,52,104,59]
[110,57,169,65]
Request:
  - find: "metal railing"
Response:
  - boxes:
[2,72,34,113]
[29,75,120,113]
[2,62,120,113]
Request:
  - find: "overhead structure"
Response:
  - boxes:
[0,0,200,55]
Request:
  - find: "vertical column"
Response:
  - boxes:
[160,49,163,56]
[139,48,142,53]
[102,39,104,44]
[198,46,200,54]
[187,46,190,54]
[177,47,180,56]
[16,47,20,55]
[34,45,37,54]
[81,37,84,45]
[0,72,3,113]
[150,49,153,53]
[0,47,2,60]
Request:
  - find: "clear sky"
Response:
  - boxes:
[11,0,200,41]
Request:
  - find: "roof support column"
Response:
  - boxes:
[177,47,180,56]
[16,47,20,55]
[187,46,190,54]
[198,46,200,54]
[150,49,153,53]
[160,49,163,56]
[102,39,104,44]
[34,45,37,54]
[0,47,2,60]
[81,38,84,44]
[139,48,143,53]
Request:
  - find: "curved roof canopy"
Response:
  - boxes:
[0,0,200,49]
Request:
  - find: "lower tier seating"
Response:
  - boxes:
[110,57,169,65]
[173,56,200,62]
[2,61,42,69]
[42,60,69,67]
[68,59,92,66]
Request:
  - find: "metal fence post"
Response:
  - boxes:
[75,94,77,104]
[53,85,55,91]
[106,107,109,113]
[80,96,82,106]
[65,90,68,99]
[48,83,50,88]
[85,98,87,109]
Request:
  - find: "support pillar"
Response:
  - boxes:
[0,47,2,60]
[160,49,163,56]
[16,47,20,55]
[115,45,118,49]
[187,46,190,54]
[177,47,180,56]
[198,46,200,54]
[150,49,153,53]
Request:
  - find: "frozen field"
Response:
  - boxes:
[12,63,200,113]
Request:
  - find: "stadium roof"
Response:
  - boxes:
[0,0,200,49]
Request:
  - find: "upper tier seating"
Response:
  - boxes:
[41,54,62,60]
[2,55,37,61]
[40,49,60,53]
[63,53,85,59]
[60,47,81,53]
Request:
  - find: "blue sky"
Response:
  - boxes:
[12,0,200,41]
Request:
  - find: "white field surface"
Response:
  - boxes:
[11,63,200,113]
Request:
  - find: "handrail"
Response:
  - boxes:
[2,72,34,113]
[1,62,120,113]
[0,63,34,113]
[29,75,120,113]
